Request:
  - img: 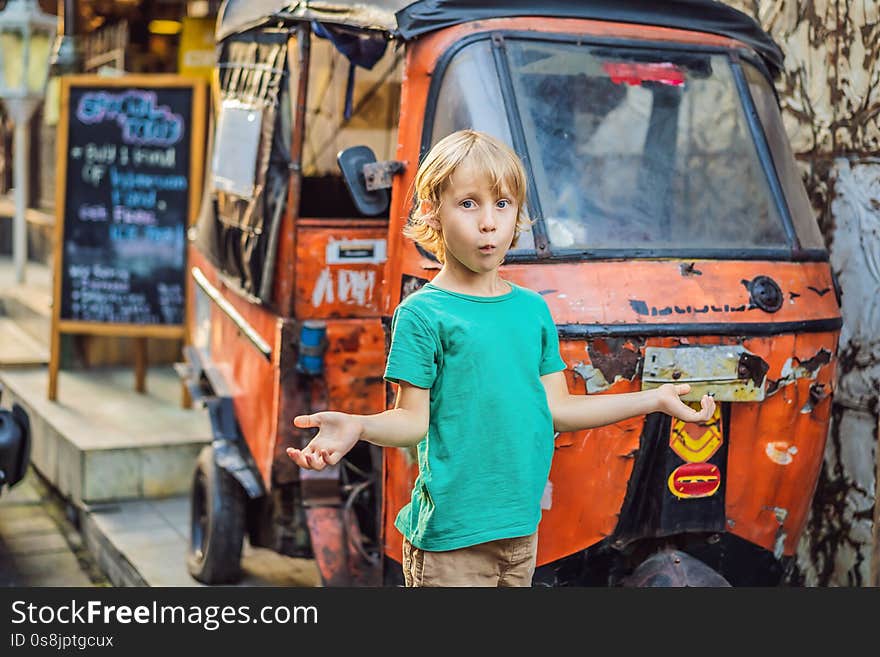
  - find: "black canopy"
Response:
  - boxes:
[217,2,783,76]
[396,0,784,77]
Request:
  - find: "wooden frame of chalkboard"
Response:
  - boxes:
[49,75,207,401]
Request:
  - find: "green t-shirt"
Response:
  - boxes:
[383,281,566,551]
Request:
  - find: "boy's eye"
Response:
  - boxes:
[497,199,510,209]
[460,200,475,209]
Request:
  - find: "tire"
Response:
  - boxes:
[187,445,246,584]
[623,548,731,587]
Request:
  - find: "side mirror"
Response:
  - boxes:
[337,146,403,217]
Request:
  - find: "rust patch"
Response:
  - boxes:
[586,338,643,382]
[800,381,830,414]
[738,352,771,389]
[767,348,832,395]
[335,330,363,352]
[679,262,703,276]
[799,348,833,372]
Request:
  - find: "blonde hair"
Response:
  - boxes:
[404,129,532,263]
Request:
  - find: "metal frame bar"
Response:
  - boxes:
[191,266,273,360]
[557,317,842,339]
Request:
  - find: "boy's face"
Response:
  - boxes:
[427,161,518,275]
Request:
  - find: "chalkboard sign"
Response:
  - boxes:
[49,75,206,400]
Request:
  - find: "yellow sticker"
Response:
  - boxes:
[669,403,722,463]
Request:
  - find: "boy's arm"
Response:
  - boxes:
[541,371,715,433]
[286,380,430,471]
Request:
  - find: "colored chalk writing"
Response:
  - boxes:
[59,82,195,326]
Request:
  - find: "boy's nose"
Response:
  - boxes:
[478,211,496,231]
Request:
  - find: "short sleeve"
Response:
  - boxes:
[384,306,439,389]
[539,301,566,376]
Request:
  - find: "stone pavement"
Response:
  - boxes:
[0,365,320,588]
[82,495,320,587]
[0,467,108,587]
[0,463,320,589]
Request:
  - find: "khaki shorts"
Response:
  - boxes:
[401,532,538,587]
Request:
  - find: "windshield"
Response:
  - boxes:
[430,37,790,253]
[508,40,788,250]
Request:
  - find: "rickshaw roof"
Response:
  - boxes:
[216,1,410,42]
[217,0,783,77]
[397,0,783,77]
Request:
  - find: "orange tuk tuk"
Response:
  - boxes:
[179,0,841,586]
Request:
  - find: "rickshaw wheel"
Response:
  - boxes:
[623,548,731,587]
[187,445,246,584]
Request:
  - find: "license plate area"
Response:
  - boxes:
[641,345,768,402]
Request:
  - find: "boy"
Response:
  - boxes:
[287,129,715,586]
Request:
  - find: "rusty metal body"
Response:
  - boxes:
[382,16,840,585]
[184,2,841,586]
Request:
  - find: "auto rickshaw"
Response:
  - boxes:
[178,0,841,586]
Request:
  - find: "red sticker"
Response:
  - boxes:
[602,62,685,87]
[668,462,721,499]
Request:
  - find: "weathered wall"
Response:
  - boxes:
[726,0,880,586]
[728,1,879,234]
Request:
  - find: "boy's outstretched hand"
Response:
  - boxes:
[286,411,363,471]
[655,383,716,423]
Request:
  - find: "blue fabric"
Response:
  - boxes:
[311,21,389,119]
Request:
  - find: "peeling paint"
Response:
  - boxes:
[572,363,612,393]
[800,382,830,414]
[766,348,832,396]
[679,262,703,276]
[541,480,553,510]
[587,339,642,382]
[769,506,789,525]
[783,349,832,378]
[764,506,789,559]
[766,441,798,465]
[572,340,642,393]
[774,531,789,560]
